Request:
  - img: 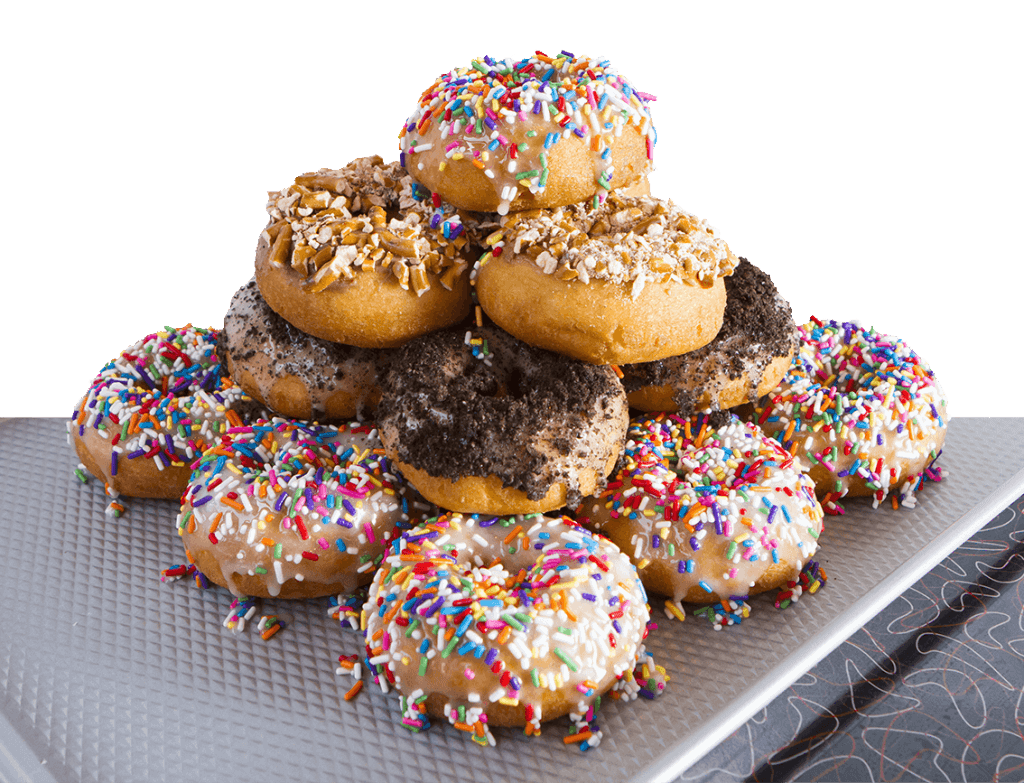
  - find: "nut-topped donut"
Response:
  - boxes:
[363,512,651,743]
[400,51,655,215]
[376,325,628,514]
[222,278,389,421]
[70,325,252,499]
[752,318,948,513]
[255,156,474,348]
[177,417,422,599]
[621,259,799,414]
[575,413,825,610]
[474,194,738,365]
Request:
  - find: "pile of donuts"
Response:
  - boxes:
[67,50,949,749]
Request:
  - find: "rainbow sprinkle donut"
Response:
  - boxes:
[576,413,825,616]
[399,51,656,214]
[363,512,659,747]
[753,318,948,513]
[69,325,251,500]
[177,417,424,599]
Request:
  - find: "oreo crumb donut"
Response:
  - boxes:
[400,51,655,215]
[70,325,252,499]
[255,156,474,348]
[377,325,628,514]
[576,413,825,611]
[474,195,737,365]
[177,418,421,599]
[363,512,652,743]
[752,318,948,513]
[621,258,798,414]
[223,278,388,421]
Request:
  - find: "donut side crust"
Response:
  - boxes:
[475,259,726,364]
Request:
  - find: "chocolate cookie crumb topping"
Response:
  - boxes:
[378,325,627,506]
[621,258,798,415]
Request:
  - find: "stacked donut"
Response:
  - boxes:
[67,48,950,749]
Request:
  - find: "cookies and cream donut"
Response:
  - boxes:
[400,51,655,215]
[363,512,651,743]
[752,318,948,513]
[177,417,421,599]
[474,194,737,365]
[621,259,798,414]
[255,156,474,348]
[376,325,628,514]
[576,413,825,610]
[70,325,252,499]
[222,278,388,421]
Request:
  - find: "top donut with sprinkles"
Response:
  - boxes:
[400,51,656,215]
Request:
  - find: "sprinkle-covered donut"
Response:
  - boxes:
[177,417,423,599]
[474,195,737,365]
[752,318,948,513]
[223,278,389,421]
[363,512,653,744]
[575,413,825,611]
[376,325,628,514]
[70,325,252,499]
[255,156,474,348]
[621,259,798,414]
[400,51,656,215]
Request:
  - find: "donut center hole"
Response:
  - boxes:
[484,368,526,399]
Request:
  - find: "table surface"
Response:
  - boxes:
[2,417,1023,783]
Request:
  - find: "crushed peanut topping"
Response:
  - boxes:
[486,195,738,298]
[261,156,472,296]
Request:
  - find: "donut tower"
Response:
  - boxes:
[68,49,950,749]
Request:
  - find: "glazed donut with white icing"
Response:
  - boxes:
[222,278,388,421]
[474,194,737,365]
[363,512,651,743]
[70,325,252,499]
[400,51,655,215]
[752,318,948,513]
[576,413,825,609]
[621,258,798,414]
[177,417,422,599]
[376,325,628,514]
[255,156,474,348]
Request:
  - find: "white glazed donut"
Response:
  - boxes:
[177,417,422,599]
[363,512,655,746]
[752,318,948,513]
[576,413,825,613]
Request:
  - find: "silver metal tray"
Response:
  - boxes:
[2,417,1022,783]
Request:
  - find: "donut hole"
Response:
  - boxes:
[455,360,502,398]
[492,368,527,400]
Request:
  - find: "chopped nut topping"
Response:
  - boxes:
[491,194,738,296]
[264,156,471,296]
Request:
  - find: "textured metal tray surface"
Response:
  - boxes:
[1,418,1022,783]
